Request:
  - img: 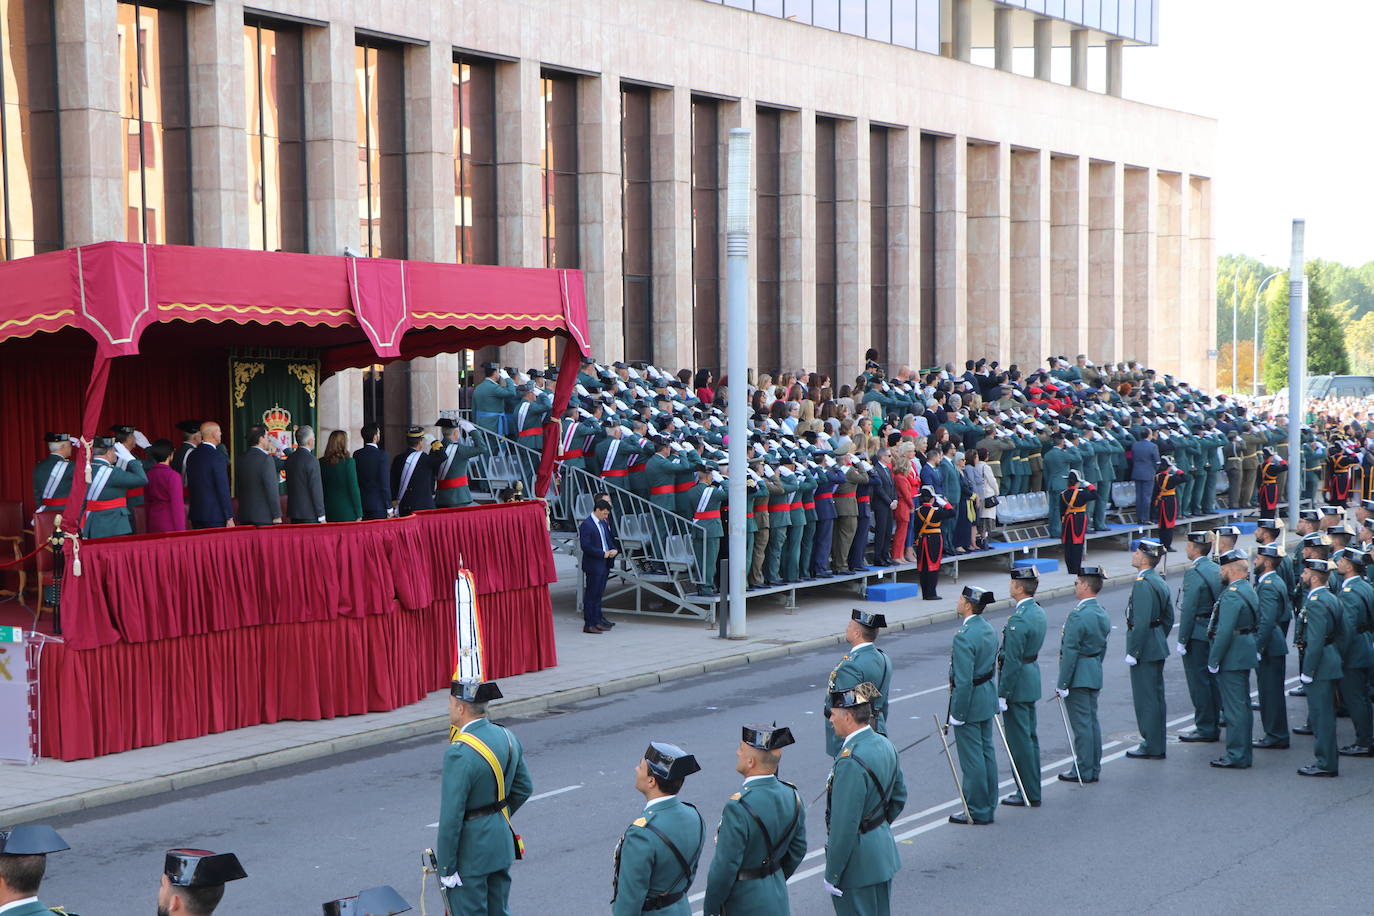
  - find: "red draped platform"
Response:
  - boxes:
[0,243,589,760]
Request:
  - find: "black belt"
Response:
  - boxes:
[1084,650,1105,658]
[1236,627,1257,634]
[464,800,506,821]
[644,891,686,911]
[859,808,888,834]
[972,670,994,686]
[1194,612,1213,619]
[1148,619,1163,628]
[1022,655,1038,663]
[737,861,783,881]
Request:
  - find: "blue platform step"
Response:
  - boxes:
[866,581,923,602]
[1233,521,1258,534]
[1013,557,1058,574]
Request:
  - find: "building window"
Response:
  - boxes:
[355,38,406,258]
[541,71,579,269]
[0,0,60,260]
[869,126,890,366]
[621,84,652,362]
[244,18,306,252]
[454,56,497,264]
[755,106,782,374]
[815,116,838,384]
[118,1,190,245]
[691,96,721,372]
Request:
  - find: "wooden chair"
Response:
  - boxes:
[0,500,25,607]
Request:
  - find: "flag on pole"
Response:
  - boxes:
[449,570,483,743]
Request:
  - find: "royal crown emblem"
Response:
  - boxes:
[262,404,294,453]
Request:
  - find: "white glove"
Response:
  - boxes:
[822,880,844,898]
[1056,688,1069,699]
[1207,665,1219,675]
[439,874,462,889]
[459,419,476,433]
[317,515,326,523]
[133,430,151,449]
[498,369,510,381]
[114,441,136,464]
[1124,654,1138,667]
[1299,673,1313,684]
[997,698,1008,713]
[1175,642,1187,656]
[947,715,964,727]
[1256,652,1263,663]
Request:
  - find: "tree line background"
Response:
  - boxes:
[1215,254,1374,393]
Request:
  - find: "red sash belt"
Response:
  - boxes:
[602,468,630,478]
[86,497,127,511]
[40,497,68,509]
[804,502,816,510]
[650,485,676,495]
[675,480,695,492]
[694,510,722,520]
[518,428,543,438]
[834,492,855,498]
[768,504,791,512]
[437,475,471,490]
[127,487,145,498]
[816,492,834,499]
[857,495,870,503]
[563,449,585,459]
[789,501,803,510]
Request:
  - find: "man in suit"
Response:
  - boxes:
[390,426,445,516]
[187,421,234,529]
[868,449,897,567]
[1130,429,1160,524]
[0,824,71,916]
[353,423,391,520]
[612,743,704,916]
[579,498,619,634]
[1056,568,1112,782]
[284,425,325,524]
[236,425,282,527]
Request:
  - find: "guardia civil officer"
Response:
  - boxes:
[158,848,247,915]
[1206,549,1260,768]
[1124,538,1172,759]
[612,743,704,916]
[1332,547,1374,757]
[0,825,73,916]
[1056,568,1112,782]
[703,725,807,916]
[998,567,1047,807]
[823,610,893,756]
[1296,558,1344,777]
[437,679,533,915]
[947,586,999,824]
[824,682,906,915]
[1174,532,1222,744]
[1252,545,1293,749]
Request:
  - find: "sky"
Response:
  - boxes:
[1124,0,1374,267]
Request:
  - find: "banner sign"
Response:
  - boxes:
[229,354,319,486]
[0,633,32,763]
[448,570,484,743]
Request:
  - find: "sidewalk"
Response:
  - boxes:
[2,530,1210,823]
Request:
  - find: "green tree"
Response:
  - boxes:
[1261,274,1290,393]
[1308,290,1350,375]
[1345,312,1374,375]
[1260,264,1350,391]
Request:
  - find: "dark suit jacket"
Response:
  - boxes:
[171,441,195,476]
[353,444,391,516]
[390,447,446,513]
[237,447,282,526]
[285,447,325,521]
[1130,438,1160,482]
[869,463,897,504]
[186,442,232,526]
[579,514,619,570]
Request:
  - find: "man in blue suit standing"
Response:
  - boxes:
[353,422,391,520]
[579,497,618,634]
[1131,429,1160,525]
[186,421,233,529]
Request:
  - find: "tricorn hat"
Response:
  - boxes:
[1010,567,1039,580]
[0,825,69,855]
[322,885,411,916]
[643,742,701,782]
[451,680,502,704]
[741,724,796,751]
[961,586,993,606]
[164,849,248,888]
[851,609,887,629]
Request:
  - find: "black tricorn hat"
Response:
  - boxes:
[829,682,881,709]
[1304,557,1335,573]
[164,849,248,888]
[644,742,701,781]
[742,724,796,751]
[851,609,887,629]
[435,418,458,429]
[1010,567,1039,580]
[1299,508,1321,521]
[1186,532,1212,546]
[43,432,69,443]
[322,885,411,916]
[961,586,993,606]
[1256,544,1283,559]
[0,825,69,855]
[176,419,202,435]
[1217,548,1249,565]
[1078,566,1107,578]
[451,680,502,703]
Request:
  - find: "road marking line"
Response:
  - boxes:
[424,784,584,827]
[888,684,950,704]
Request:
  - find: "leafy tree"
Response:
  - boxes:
[1260,264,1350,390]
[1345,312,1374,375]
[1261,274,1290,393]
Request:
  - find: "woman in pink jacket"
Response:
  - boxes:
[143,439,187,533]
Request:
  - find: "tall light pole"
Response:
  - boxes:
[1251,270,1280,396]
[1285,220,1306,532]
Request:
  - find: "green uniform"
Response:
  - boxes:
[752,477,779,586]
[1125,567,1172,756]
[1198,430,1222,514]
[81,456,147,539]
[473,377,519,435]
[1298,587,1345,773]
[596,435,647,491]
[644,452,692,513]
[1335,576,1374,750]
[1085,437,1112,531]
[435,438,489,508]
[1057,596,1111,780]
[32,453,75,516]
[509,396,551,442]
[824,726,907,914]
[687,479,727,594]
[612,796,704,916]
[1042,447,1071,537]
[765,472,797,585]
[1206,578,1260,766]
[797,471,819,581]
[1173,437,1196,519]
[998,597,1047,802]
[1254,568,1292,744]
[783,470,807,583]
[1177,556,1222,740]
[703,775,807,916]
[823,643,893,756]
[437,718,534,915]
[949,613,999,822]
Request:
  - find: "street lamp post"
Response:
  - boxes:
[1251,271,1280,396]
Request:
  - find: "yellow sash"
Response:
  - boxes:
[452,731,526,858]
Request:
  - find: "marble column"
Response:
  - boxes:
[302,21,357,257]
[1051,154,1089,359]
[1106,39,1124,98]
[494,59,547,367]
[187,0,248,249]
[1188,176,1216,388]
[651,86,694,370]
[933,134,968,364]
[1088,160,1124,363]
[1121,166,1155,364]
[835,117,868,388]
[55,0,122,245]
[1070,28,1088,90]
[1033,18,1053,82]
[888,129,920,372]
[994,7,1014,73]
[966,142,1009,363]
[1010,148,1050,369]
[580,73,624,361]
[1153,171,1184,377]
[953,0,973,63]
[779,109,817,373]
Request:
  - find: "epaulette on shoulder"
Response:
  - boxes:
[632,816,648,827]
[840,748,852,757]
[729,792,742,801]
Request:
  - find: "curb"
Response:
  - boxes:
[2,580,1090,824]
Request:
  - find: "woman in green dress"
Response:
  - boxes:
[320,429,363,522]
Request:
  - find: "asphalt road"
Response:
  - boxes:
[37,572,1374,915]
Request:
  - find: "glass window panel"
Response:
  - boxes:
[245,20,306,253]
[454,57,497,265]
[691,98,720,371]
[1117,0,1135,39]
[891,0,916,48]
[815,116,837,383]
[783,0,813,25]
[839,0,866,35]
[755,0,784,15]
[1065,0,1084,22]
[119,2,190,245]
[621,84,652,360]
[0,0,62,259]
[1045,0,1065,18]
[541,73,579,269]
[813,0,839,30]
[915,0,939,53]
[868,0,892,42]
[1081,0,1101,30]
[869,126,889,364]
[1137,0,1154,43]
[1101,0,1117,34]
[755,107,781,372]
[1025,0,1046,13]
[356,40,406,259]
[725,0,753,8]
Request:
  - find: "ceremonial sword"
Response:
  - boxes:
[806,732,934,807]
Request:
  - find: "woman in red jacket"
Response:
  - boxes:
[143,439,186,533]
[892,454,916,562]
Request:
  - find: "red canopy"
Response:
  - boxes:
[0,242,589,497]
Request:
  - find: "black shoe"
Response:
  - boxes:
[1178,731,1219,743]
[1338,744,1374,757]
[582,626,603,634]
[1125,748,1165,759]
[923,594,941,601]
[1057,772,1097,783]
[1292,724,1314,736]
[1210,758,1249,769]
[947,813,992,825]
[1000,794,1040,808]
[1297,764,1337,777]
[1253,738,1290,749]
[764,580,784,587]
[1288,685,1307,697]
[598,619,616,628]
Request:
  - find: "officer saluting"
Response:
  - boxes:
[947,587,999,825]
[823,610,893,756]
[158,847,247,915]
[613,743,705,916]
[437,679,533,914]
[824,682,906,915]
[703,725,807,916]
[0,825,74,915]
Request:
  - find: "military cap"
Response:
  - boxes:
[1304,558,1336,573]
[1010,567,1039,580]
[1136,538,1165,558]
[1186,532,1212,546]
[516,383,534,393]
[405,425,426,438]
[322,885,411,916]
[643,742,701,781]
[1255,544,1283,559]
[851,609,887,629]
[164,849,248,888]
[741,724,796,751]
[1217,548,1249,565]
[1256,518,1283,531]
[485,361,504,371]
[43,432,70,443]
[1320,505,1343,517]
[1078,566,1107,578]
[450,680,502,703]
[435,418,458,429]
[699,460,719,472]
[1299,508,1321,521]
[579,356,596,366]
[960,586,994,607]
[175,419,202,435]
[1214,526,1241,538]
[91,436,116,450]
[1328,525,1353,540]
[109,424,136,436]
[1301,532,1327,548]
[0,825,69,855]
[829,681,882,709]
[1336,547,1368,566]
[1362,500,1374,513]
